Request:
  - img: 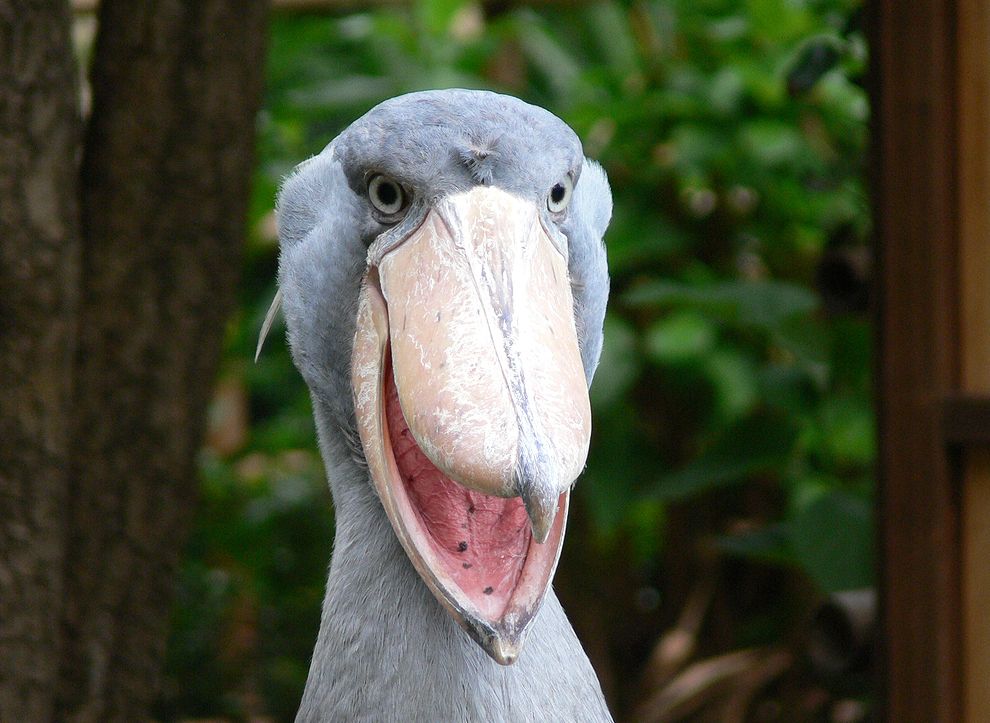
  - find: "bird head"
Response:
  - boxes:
[268,90,611,665]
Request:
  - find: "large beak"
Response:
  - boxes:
[351,186,591,664]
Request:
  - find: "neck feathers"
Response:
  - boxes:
[297,401,612,722]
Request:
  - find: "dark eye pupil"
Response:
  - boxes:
[551,184,566,204]
[376,182,399,207]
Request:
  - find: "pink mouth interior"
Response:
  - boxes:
[384,362,531,618]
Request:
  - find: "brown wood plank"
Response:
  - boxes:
[964,453,990,721]
[960,0,990,396]
[958,1,990,718]
[942,396,990,447]
[958,0,990,719]
[871,0,963,718]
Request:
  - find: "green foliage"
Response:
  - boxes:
[160,0,871,718]
[652,411,800,501]
[791,488,873,592]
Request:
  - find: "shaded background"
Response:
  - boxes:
[150,0,872,719]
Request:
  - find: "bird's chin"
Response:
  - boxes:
[351,276,569,665]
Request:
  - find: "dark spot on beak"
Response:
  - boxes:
[457,541,468,552]
[468,504,475,513]
[483,586,494,595]
[436,311,441,322]
[462,562,472,569]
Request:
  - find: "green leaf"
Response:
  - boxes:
[745,0,813,42]
[704,348,759,422]
[830,317,872,388]
[585,2,639,79]
[717,523,796,566]
[591,315,640,409]
[627,279,819,332]
[514,15,582,98]
[787,38,842,96]
[604,207,689,274]
[774,316,831,366]
[625,497,667,564]
[652,411,799,500]
[709,67,745,115]
[287,76,395,109]
[583,403,661,534]
[643,311,717,364]
[738,120,807,169]
[819,394,876,467]
[790,490,873,592]
[415,0,468,37]
[758,362,815,416]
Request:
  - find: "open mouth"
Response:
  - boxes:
[350,185,591,664]
[383,349,568,634]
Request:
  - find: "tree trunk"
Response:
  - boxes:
[0,1,269,720]
[0,3,81,721]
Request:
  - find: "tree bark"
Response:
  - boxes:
[0,1,268,720]
[55,1,268,719]
[0,3,81,721]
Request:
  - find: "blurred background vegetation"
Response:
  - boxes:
[152,0,872,719]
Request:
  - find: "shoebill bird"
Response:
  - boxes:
[263,89,612,721]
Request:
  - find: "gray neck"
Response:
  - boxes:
[296,400,612,722]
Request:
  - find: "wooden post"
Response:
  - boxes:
[964,455,990,720]
[874,0,990,719]
[872,1,961,720]
[958,0,990,718]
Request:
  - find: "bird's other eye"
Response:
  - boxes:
[547,176,573,213]
[367,174,407,216]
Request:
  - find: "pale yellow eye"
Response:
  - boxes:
[547,176,573,213]
[368,174,406,215]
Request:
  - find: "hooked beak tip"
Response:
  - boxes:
[488,637,521,666]
[521,486,558,544]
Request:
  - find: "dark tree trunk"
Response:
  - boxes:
[0,3,81,721]
[0,1,269,720]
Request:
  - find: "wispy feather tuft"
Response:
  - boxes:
[255,288,283,362]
